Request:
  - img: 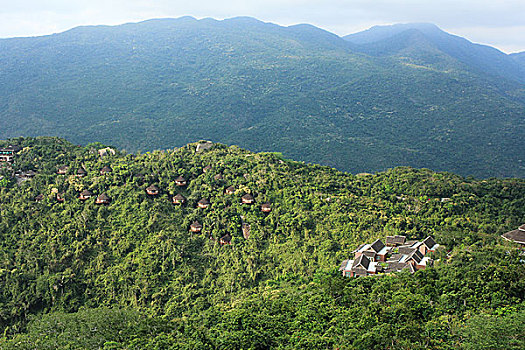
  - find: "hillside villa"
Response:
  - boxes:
[340,235,438,277]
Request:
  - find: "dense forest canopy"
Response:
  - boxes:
[0,17,524,178]
[0,137,523,349]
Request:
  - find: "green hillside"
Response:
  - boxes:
[0,17,524,177]
[0,137,524,349]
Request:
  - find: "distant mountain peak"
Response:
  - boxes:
[344,23,444,45]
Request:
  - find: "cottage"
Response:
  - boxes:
[95,193,111,205]
[172,194,186,205]
[56,193,65,202]
[175,176,187,186]
[79,189,93,200]
[0,146,21,162]
[261,202,272,213]
[146,185,159,196]
[214,174,224,180]
[190,221,203,233]
[98,147,116,157]
[196,141,213,153]
[385,235,406,247]
[220,234,232,245]
[501,224,525,245]
[23,170,37,178]
[241,193,254,205]
[342,235,438,278]
[57,166,69,175]
[203,165,212,173]
[35,194,44,202]
[77,168,87,177]
[422,236,439,252]
[353,239,389,262]
[225,186,235,195]
[100,166,112,175]
[339,254,379,277]
[197,198,210,209]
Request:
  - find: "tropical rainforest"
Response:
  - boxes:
[0,17,524,178]
[0,137,523,349]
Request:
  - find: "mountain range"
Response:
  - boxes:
[0,17,524,177]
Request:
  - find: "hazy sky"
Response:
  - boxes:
[1,0,524,53]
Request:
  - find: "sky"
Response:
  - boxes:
[1,0,524,53]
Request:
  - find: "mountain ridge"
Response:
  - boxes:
[0,17,524,178]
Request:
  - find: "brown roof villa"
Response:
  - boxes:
[190,221,203,233]
[225,186,235,195]
[172,194,186,204]
[100,166,112,175]
[146,185,159,195]
[241,193,254,204]
[175,176,187,186]
[77,168,87,176]
[261,202,272,213]
[79,189,93,200]
[57,166,69,175]
[220,234,232,245]
[95,193,111,205]
[197,198,210,209]
[501,224,525,245]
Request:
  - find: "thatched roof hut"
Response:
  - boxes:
[172,193,186,204]
[100,166,112,175]
[197,198,210,209]
[57,166,68,175]
[261,202,272,213]
[146,185,159,195]
[175,176,187,186]
[95,193,111,205]
[241,193,254,204]
[220,234,232,245]
[190,221,203,233]
[79,189,93,200]
[77,168,87,177]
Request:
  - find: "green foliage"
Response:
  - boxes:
[0,18,524,177]
[0,137,523,349]
[459,307,525,350]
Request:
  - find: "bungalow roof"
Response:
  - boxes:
[190,221,202,229]
[97,193,111,201]
[370,239,385,253]
[80,189,93,196]
[352,254,371,270]
[394,235,406,245]
[502,229,525,245]
[423,236,438,250]
[242,193,254,201]
[220,234,232,244]
[100,165,112,173]
[339,259,350,271]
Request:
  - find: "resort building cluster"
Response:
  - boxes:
[340,235,439,277]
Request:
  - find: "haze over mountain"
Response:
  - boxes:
[0,17,524,177]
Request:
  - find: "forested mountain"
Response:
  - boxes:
[0,137,524,349]
[0,17,524,178]
[511,51,525,67]
[343,23,525,83]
